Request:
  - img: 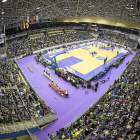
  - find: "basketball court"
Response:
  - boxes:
[16,50,135,139]
[44,43,127,80]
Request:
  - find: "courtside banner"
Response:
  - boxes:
[36,12,39,23]
[23,19,25,29]
[20,20,23,29]
[31,14,33,24]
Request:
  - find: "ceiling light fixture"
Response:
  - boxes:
[126,3,134,10]
[2,0,7,2]
[37,7,40,9]
[1,11,4,14]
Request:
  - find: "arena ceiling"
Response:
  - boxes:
[0,0,140,29]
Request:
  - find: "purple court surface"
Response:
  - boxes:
[17,51,136,140]
[44,45,126,81]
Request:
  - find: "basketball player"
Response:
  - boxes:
[106,55,108,61]
[117,51,119,55]
[112,47,113,52]
[104,58,106,64]
[104,58,107,64]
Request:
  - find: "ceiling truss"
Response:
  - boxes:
[0,0,139,28]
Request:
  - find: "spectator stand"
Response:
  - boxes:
[14,62,58,127]
[33,38,96,54]
[2,29,139,139]
[0,59,39,135]
[16,62,58,128]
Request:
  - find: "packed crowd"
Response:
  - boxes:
[0,58,57,133]
[124,38,137,49]
[7,30,138,60]
[54,51,140,140]
[48,31,93,45]
[4,29,139,138]
[100,33,137,49]
[7,39,33,58]
[7,31,93,58]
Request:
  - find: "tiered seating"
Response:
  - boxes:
[4,29,139,139]
[53,51,140,140]
[124,38,138,49]
[101,33,138,49]
[0,58,57,134]
[7,39,33,58]
[35,52,50,67]
[7,30,94,58]
[47,31,93,46]
[30,36,46,51]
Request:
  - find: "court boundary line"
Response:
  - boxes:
[44,43,127,81]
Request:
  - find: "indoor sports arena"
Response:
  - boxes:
[0,0,140,140]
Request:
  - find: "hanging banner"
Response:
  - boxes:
[26,17,28,29]
[23,19,25,29]
[31,14,33,24]
[26,16,29,29]
[20,20,23,29]
[36,12,39,23]
[19,22,20,29]
[16,23,18,31]
[27,16,29,29]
